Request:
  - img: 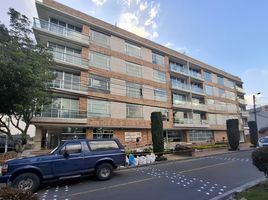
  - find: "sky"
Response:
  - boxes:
[1,0,268,108]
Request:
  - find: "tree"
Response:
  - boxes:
[0,8,54,144]
[151,112,164,156]
[226,119,240,150]
[248,121,258,147]
[252,148,268,178]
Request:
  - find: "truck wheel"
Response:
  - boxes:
[96,163,113,181]
[12,173,40,193]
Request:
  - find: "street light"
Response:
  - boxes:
[253,92,261,132]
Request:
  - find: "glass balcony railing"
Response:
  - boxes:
[48,80,88,93]
[173,100,192,106]
[191,86,204,94]
[172,82,191,91]
[241,111,249,117]
[189,71,203,80]
[192,102,207,110]
[49,50,89,68]
[33,18,89,44]
[235,86,245,93]
[174,118,208,125]
[238,98,246,105]
[170,64,188,75]
[36,109,87,119]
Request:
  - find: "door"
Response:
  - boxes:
[52,141,85,177]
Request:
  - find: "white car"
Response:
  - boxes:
[258,136,268,147]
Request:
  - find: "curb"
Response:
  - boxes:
[118,148,254,171]
[209,176,266,200]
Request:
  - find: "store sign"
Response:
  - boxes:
[125,132,141,142]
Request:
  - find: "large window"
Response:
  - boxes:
[217,76,224,85]
[189,131,214,142]
[152,52,164,66]
[205,85,213,95]
[154,108,169,121]
[90,52,110,70]
[60,142,82,155]
[42,97,80,118]
[126,82,142,98]
[126,62,142,77]
[226,79,234,88]
[89,75,110,92]
[50,18,82,32]
[51,70,80,91]
[154,89,167,102]
[89,140,119,151]
[153,70,166,83]
[218,88,225,97]
[204,71,212,82]
[90,30,110,46]
[125,42,141,58]
[126,104,143,118]
[173,93,187,105]
[88,99,110,117]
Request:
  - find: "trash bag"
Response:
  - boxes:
[129,154,135,166]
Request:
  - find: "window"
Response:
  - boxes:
[91,30,110,46]
[204,71,212,82]
[171,77,188,90]
[51,70,80,91]
[189,131,214,142]
[153,70,166,83]
[93,128,113,139]
[88,141,119,151]
[173,93,187,105]
[126,62,142,77]
[60,142,82,154]
[89,75,110,92]
[226,79,234,88]
[226,91,236,100]
[217,76,224,85]
[42,97,80,118]
[205,85,213,95]
[88,99,110,117]
[154,89,167,102]
[90,52,110,70]
[126,104,143,118]
[152,52,164,66]
[125,42,141,58]
[219,88,225,97]
[154,108,169,121]
[126,82,142,98]
[50,18,82,33]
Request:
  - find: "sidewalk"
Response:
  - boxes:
[165,143,254,161]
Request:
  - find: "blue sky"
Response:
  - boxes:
[1,0,268,107]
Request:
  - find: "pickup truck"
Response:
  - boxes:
[0,139,126,192]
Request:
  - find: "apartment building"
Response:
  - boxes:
[32,0,248,150]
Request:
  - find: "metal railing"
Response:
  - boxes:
[192,102,207,110]
[48,79,88,92]
[36,109,87,119]
[189,71,203,80]
[49,50,89,68]
[172,82,191,91]
[170,64,188,75]
[174,118,208,125]
[238,98,246,105]
[173,100,192,106]
[191,86,204,94]
[33,18,88,43]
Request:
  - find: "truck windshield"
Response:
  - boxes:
[50,145,60,154]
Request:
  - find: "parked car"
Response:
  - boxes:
[258,136,268,147]
[0,139,125,192]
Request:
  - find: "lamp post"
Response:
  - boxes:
[253,92,261,132]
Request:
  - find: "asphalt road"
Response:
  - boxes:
[37,150,264,200]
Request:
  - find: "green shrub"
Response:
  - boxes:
[0,187,38,200]
[226,119,240,150]
[252,147,268,178]
[248,121,258,146]
[151,112,164,156]
[193,144,228,150]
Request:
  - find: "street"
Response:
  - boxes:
[37,150,264,200]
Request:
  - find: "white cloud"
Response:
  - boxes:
[177,46,191,54]
[121,0,134,7]
[149,3,160,19]
[150,31,158,39]
[139,1,148,11]
[91,0,107,6]
[165,42,173,48]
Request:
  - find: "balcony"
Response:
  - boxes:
[32,109,87,124]
[174,118,209,128]
[173,100,192,109]
[192,102,208,111]
[189,71,204,81]
[235,86,245,94]
[48,80,88,95]
[238,98,247,105]
[191,86,205,95]
[170,64,189,76]
[50,50,89,70]
[33,18,89,46]
[171,83,191,92]
[241,111,249,118]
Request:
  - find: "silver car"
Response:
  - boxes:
[258,136,268,147]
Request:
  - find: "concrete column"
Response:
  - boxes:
[33,126,42,150]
